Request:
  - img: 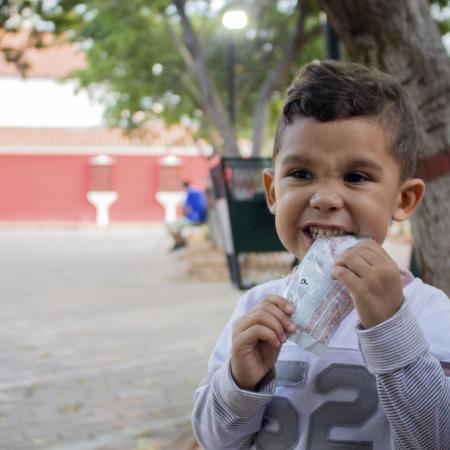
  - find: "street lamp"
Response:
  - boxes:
[324,16,341,60]
[222,9,248,126]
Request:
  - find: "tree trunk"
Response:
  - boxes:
[321,0,450,295]
[173,0,240,157]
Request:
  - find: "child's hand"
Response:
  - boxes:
[231,295,297,391]
[331,239,404,329]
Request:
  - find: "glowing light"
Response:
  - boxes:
[222,10,248,30]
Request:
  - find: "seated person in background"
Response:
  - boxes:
[168,180,207,251]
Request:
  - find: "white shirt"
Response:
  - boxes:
[192,273,450,450]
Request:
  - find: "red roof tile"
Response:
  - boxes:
[0,125,197,148]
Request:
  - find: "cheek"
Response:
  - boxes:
[275,195,300,228]
[359,204,393,243]
[274,210,296,249]
[274,212,290,239]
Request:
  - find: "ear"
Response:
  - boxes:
[392,178,425,221]
[263,169,276,215]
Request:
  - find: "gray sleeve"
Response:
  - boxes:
[192,359,276,450]
[357,303,450,450]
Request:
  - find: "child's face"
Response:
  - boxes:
[264,117,423,260]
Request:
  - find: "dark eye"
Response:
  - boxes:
[289,169,313,180]
[344,172,369,183]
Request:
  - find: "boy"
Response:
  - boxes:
[192,61,450,449]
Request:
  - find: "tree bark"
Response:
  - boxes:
[321,0,450,294]
[173,0,240,156]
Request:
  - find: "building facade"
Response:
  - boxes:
[0,31,208,224]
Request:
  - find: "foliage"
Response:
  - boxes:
[0,0,323,142]
[0,0,448,145]
[431,0,450,35]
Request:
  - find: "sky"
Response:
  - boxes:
[0,78,105,127]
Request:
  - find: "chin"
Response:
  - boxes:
[291,232,319,260]
[292,243,309,260]
[279,230,312,260]
[299,229,314,254]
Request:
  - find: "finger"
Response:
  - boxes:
[364,239,395,261]
[335,253,372,279]
[357,247,382,266]
[236,324,281,349]
[331,265,363,294]
[360,243,401,273]
[369,245,398,268]
[233,295,297,339]
[234,308,288,343]
[336,240,382,267]
[264,294,295,315]
[261,301,298,334]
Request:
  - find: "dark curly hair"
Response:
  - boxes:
[273,60,418,181]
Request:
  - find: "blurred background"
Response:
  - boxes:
[0,1,449,449]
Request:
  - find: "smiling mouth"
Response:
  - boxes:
[308,226,349,240]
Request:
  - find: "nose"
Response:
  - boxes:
[309,184,344,212]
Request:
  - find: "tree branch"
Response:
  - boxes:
[172,0,239,156]
[163,17,206,108]
[251,0,315,155]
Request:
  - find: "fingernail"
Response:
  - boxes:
[288,321,297,332]
[285,304,294,314]
[281,334,287,342]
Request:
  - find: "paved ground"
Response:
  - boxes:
[0,225,240,450]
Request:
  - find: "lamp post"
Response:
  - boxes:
[324,17,341,60]
[222,9,248,127]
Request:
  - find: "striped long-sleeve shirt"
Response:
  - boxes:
[192,273,450,450]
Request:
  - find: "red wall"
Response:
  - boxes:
[0,154,209,222]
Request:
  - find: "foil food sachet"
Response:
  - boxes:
[284,235,368,356]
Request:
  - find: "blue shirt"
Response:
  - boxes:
[185,187,207,223]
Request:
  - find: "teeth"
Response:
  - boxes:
[309,226,346,240]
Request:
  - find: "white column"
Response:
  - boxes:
[155,191,185,223]
[86,191,118,227]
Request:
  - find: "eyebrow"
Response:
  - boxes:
[280,154,384,173]
[348,159,384,172]
[279,154,315,167]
